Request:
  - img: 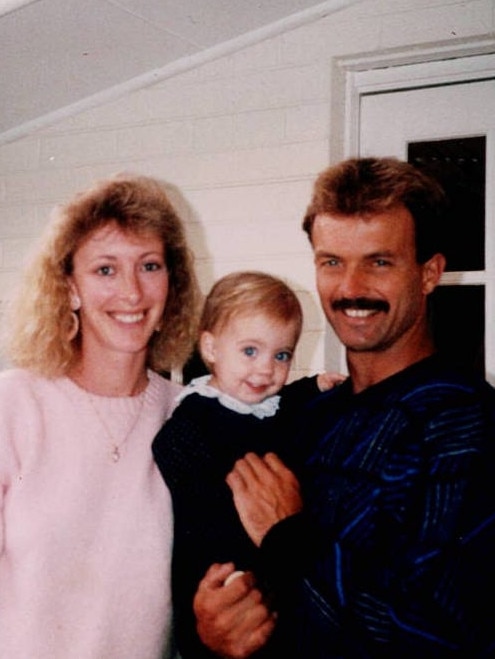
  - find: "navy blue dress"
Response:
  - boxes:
[152,375,322,659]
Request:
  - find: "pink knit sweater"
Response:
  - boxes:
[0,368,182,659]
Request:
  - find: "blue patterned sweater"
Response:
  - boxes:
[260,354,495,658]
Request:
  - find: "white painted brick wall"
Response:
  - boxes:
[0,0,492,377]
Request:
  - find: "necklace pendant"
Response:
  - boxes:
[85,389,146,465]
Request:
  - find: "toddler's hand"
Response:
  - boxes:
[317,371,346,391]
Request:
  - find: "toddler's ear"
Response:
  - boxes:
[199,331,216,365]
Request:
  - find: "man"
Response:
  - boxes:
[193,157,495,657]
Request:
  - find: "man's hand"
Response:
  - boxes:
[194,563,276,658]
[226,452,303,547]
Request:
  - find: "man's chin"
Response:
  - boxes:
[340,336,379,353]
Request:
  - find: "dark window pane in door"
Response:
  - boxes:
[408,136,485,272]
[428,285,485,377]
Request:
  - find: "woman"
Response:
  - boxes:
[0,174,201,658]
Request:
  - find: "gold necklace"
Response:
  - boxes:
[86,391,146,463]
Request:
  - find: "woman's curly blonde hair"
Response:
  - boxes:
[5,174,201,377]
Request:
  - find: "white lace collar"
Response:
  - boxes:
[176,374,280,419]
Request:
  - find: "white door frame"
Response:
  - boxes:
[341,42,495,156]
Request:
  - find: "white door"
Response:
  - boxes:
[351,56,495,385]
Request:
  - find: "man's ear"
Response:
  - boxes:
[422,253,446,295]
[199,331,216,365]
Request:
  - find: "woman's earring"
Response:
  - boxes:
[68,311,80,341]
[70,294,81,311]
[68,293,81,340]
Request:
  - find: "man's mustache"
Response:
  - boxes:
[332,298,390,313]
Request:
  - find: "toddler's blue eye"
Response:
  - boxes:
[275,351,292,362]
[243,346,257,357]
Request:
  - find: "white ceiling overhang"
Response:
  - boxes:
[0,0,363,143]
